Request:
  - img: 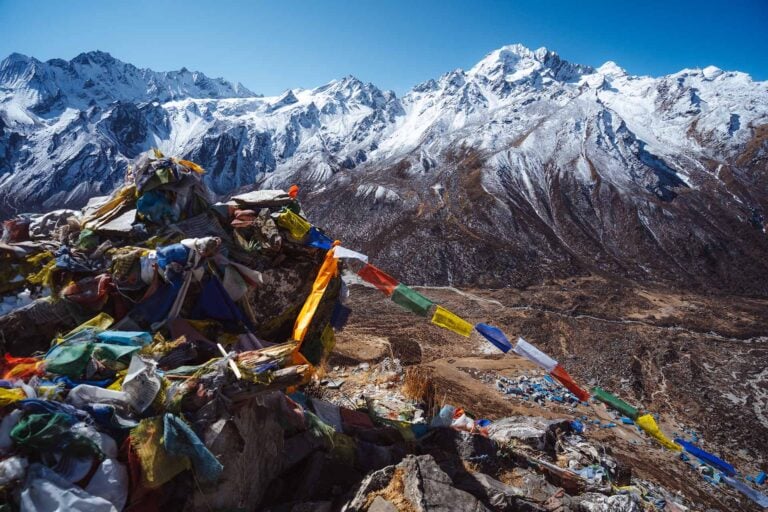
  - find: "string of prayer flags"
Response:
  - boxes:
[513,337,558,372]
[475,323,513,353]
[636,414,681,452]
[674,439,734,474]
[592,387,640,420]
[431,306,473,337]
[391,284,434,317]
[278,210,311,240]
[549,364,591,402]
[306,227,333,250]
[333,246,369,264]
[357,264,399,296]
[292,245,339,344]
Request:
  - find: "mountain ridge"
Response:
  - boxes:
[2,44,767,293]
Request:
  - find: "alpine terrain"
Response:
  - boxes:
[1,45,768,293]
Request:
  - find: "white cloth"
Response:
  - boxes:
[66,385,130,409]
[85,459,128,511]
[21,463,117,512]
[0,456,27,486]
[513,337,558,372]
[333,246,369,263]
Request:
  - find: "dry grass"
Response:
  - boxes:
[402,366,437,417]
[363,468,419,512]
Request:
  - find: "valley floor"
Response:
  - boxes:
[331,276,768,511]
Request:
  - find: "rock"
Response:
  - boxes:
[288,451,361,503]
[343,454,491,512]
[323,379,345,389]
[487,416,571,453]
[187,394,285,511]
[450,470,548,512]
[0,297,84,355]
[419,427,498,463]
[572,492,641,511]
[512,468,565,504]
[282,429,330,471]
[355,440,407,474]
[368,496,398,512]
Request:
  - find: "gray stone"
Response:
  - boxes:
[187,398,284,511]
[456,471,548,512]
[487,416,571,452]
[368,496,398,512]
[343,454,491,512]
[421,427,497,462]
[572,492,642,512]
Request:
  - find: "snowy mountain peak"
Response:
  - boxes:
[71,50,119,66]
[702,65,724,80]
[596,61,628,78]
[0,51,256,118]
[468,44,594,83]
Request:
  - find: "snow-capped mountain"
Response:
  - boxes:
[2,46,768,293]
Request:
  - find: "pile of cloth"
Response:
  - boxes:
[0,150,346,510]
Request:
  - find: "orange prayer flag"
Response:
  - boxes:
[292,245,339,344]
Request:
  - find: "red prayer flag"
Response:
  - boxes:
[550,364,590,402]
[357,264,399,296]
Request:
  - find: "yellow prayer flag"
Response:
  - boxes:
[321,324,336,352]
[636,414,681,451]
[278,210,311,240]
[431,305,473,337]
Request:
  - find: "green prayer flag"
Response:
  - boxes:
[592,386,640,419]
[390,284,434,317]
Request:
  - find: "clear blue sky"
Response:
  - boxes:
[1,0,766,95]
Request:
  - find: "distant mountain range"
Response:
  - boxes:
[2,45,767,293]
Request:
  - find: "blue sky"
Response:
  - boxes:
[0,0,766,95]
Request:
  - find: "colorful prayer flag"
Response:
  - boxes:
[513,337,558,372]
[549,364,591,402]
[333,246,369,263]
[636,414,682,451]
[278,210,311,240]
[292,246,339,344]
[306,227,334,250]
[592,387,640,420]
[391,284,434,317]
[475,323,512,353]
[357,264,399,296]
[431,306,473,337]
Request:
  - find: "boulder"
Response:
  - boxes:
[343,454,491,512]
[419,427,498,463]
[571,492,642,512]
[186,393,285,511]
[487,416,571,453]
